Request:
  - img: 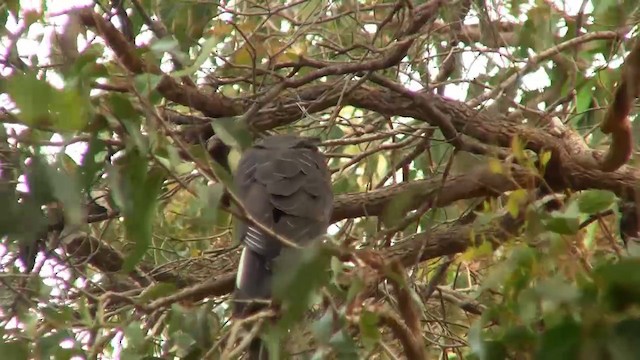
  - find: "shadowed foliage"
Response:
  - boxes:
[1,0,640,358]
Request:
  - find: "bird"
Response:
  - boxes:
[231,134,334,359]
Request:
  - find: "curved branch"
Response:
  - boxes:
[77,9,240,118]
[598,36,640,172]
[176,79,640,202]
[332,163,534,222]
[56,161,528,306]
[59,205,522,305]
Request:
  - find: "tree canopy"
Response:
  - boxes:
[2,0,640,359]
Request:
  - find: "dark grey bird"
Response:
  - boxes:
[232,134,333,359]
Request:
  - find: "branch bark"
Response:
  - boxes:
[56,163,527,305]
[59,208,522,306]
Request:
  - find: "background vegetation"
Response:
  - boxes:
[1,0,640,358]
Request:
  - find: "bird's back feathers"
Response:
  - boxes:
[231,134,333,359]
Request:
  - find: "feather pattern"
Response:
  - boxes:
[231,135,333,359]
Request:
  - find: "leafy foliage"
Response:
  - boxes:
[1,0,640,359]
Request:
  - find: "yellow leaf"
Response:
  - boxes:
[265,38,286,57]
[540,150,552,168]
[506,189,528,218]
[297,0,325,21]
[274,53,295,65]
[220,85,237,97]
[209,22,233,38]
[237,21,258,34]
[511,135,526,161]
[488,158,503,174]
[375,155,388,184]
[290,42,308,56]
[459,237,493,261]
[232,46,254,65]
[60,154,78,175]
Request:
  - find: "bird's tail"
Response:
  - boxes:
[233,247,272,359]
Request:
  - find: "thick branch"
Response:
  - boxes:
[172,77,640,208]
[343,84,640,200]
[332,163,534,222]
[59,207,522,305]
[598,35,640,172]
[56,161,527,305]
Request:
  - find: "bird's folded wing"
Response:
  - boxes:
[234,138,333,258]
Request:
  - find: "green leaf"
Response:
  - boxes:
[310,349,331,360]
[3,0,20,19]
[272,244,332,327]
[525,5,557,51]
[4,71,49,125]
[576,80,595,114]
[172,35,219,77]
[25,156,57,205]
[345,273,365,303]
[25,155,84,226]
[49,158,84,227]
[592,0,635,31]
[133,73,163,97]
[535,318,582,360]
[476,340,507,360]
[312,310,335,344]
[0,12,9,37]
[41,306,76,328]
[123,118,150,155]
[328,330,359,359]
[380,189,420,228]
[193,182,224,227]
[210,117,252,151]
[122,321,149,356]
[169,331,197,357]
[190,304,217,349]
[0,340,29,360]
[5,71,89,131]
[256,326,281,360]
[534,276,580,305]
[139,282,178,302]
[576,190,616,214]
[543,214,580,235]
[501,325,537,351]
[124,171,165,270]
[359,310,380,350]
[150,36,180,54]
[108,93,138,121]
[518,19,536,55]
[70,48,109,80]
[608,318,640,360]
[594,259,640,286]
[593,258,640,311]
[109,93,148,150]
[37,330,75,359]
[80,135,107,192]
[157,1,215,50]
[110,151,166,271]
[296,0,325,20]
[332,175,357,194]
